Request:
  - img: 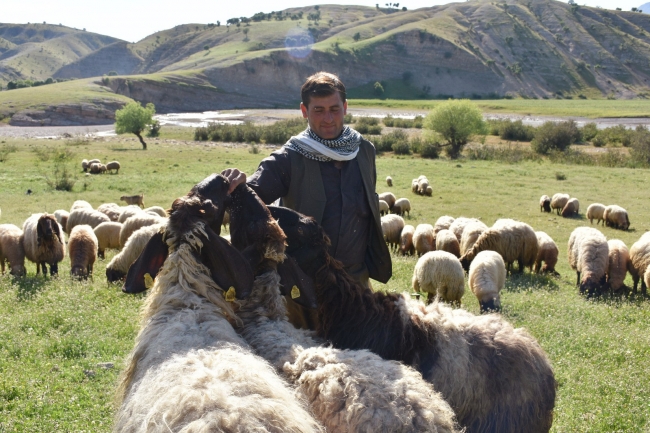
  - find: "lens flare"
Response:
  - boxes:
[284,28,314,59]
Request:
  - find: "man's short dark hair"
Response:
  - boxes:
[301,72,346,107]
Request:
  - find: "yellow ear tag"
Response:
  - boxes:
[144,273,154,289]
[291,285,301,299]
[225,287,236,302]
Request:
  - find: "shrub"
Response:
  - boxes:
[382,115,424,128]
[355,116,380,126]
[420,138,441,159]
[392,140,411,155]
[581,122,599,141]
[630,127,650,165]
[45,148,77,191]
[466,144,540,163]
[424,99,485,158]
[344,113,354,123]
[0,144,17,162]
[375,130,408,152]
[592,134,607,147]
[194,118,306,144]
[355,124,382,134]
[115,101,156,149]
[498,120,535,141]
[600,125,633,147]
[555,172,567,181]
[147,120,161,137]
[531,121,576,154]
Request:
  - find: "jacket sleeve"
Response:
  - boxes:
[246,147,292,205]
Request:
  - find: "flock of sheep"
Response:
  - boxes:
[81,158,121,175]
[541,193,631,230]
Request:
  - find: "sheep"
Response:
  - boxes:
[586,203,606,225]
[89,162,102,174]
[468,250,506,313]
[413,223,435,256]
[435,229,461,258]
[629,231,650,295]
[381,214,404,252]
[67,207,111,233]
[433,215,455,234]
[550,193,570,215]
[53,209,69,233]
[561,197,580,218]
[22,213,66,276]
[117,205,143,223]
[378,199,389,216]
[534,231,559,275]
[229,184,460,433]
[143,206,167,218]
[115,177,322,433]
[81,159,89,172]
[603,204,630,230]
[411,179,419,193]
[606,239,631,293]
[70,200,92,212]
[0,224,26,276]
[98,164,107,174]
[88,158,101,165]
[449,217,480,242]
[412,250,465,305]
[106,160,120,174]
[386,175,393,187]
[120,193,145,208]
[425,186,433,196]
[106,223,165,283]
[119,214,165,249]
[68,224,98,279]
[568,226,609,297]
[399,224,416,256]
[269,205,557,433]
[96,203,122,221]
[392,197,411,217]
[417,177,430,196]
[540,195,551,212]
[378,192,396,212]
[93,221,122,259]
[460,218,538,274]
[459,220,488,256]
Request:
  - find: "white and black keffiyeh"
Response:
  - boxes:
[285,126,362,162]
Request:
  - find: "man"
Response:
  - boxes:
[223,71,391,327]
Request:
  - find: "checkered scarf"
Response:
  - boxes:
[285,126,361,162]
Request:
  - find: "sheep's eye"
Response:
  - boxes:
[297,228,304,236]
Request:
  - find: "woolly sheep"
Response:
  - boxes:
[534,231,559,275]
[0,224,26,276]
[106,223,164,282]
[586,203,606,225]
[425,185,433,196]
[459,220,488,256]
[411,179,419,193]
[386,175,393,187]
[433,215,455,234]
[70,200,92,212]
[417,177,430,196]
[53,209,69,233]
[88,158,101,165]
[81,159,89,172]
[399,224,415,256]
[413,223,435,256]
[99,164,107,174]
[412,250,465,305]
[97,203,122,221]
[22,213,65,276]
[568,226,609,296]
[540,195,551,213]
[449,217,480,242]
[561,197,580,218]
[468,250,506,313]
[378,192,396,211]
[117,205,143,223]
[392,197,411,217]
[120,193,145,208]
[93,221,122,259]
[68,224,98,279]
[603,204,630,231]
[106,160,120,174]
[378,199,389,216]
[550,193,570,215]
[606,239,631,293]
[89,162,102,174]
[435,229,460,258]
[143,206,167,218]
[629,231,650,295]
[67,207,111,233]
[119,214,165,248]
[381,214,405,251]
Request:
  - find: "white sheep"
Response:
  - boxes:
[417,177,430,196]
[378,199,389,216]
[435,229,460,258]
[88,158,101,165]
[106,223,165,282]
[534,231,559,275]
[468,250,506,313]
[68,224,98,279]
[0,224,26,276]
[411,179,419,193]
[392,197,411,217]
[53,209,70,233]
[606,239,631,293]
[459,220,488,256]
[539,195,551,212]
[603,204,630,230]
[81,159,89,172]
[67,207,111,233]
[550,193,570,215]
[106,160,120,174]
[378,192,396,211]
[586,203,606,225]
[97,203,122,222]
[629,231,650,295]
[449,217,480,242]
[381,214,404,251]
[70,200,92,212]
[22,213,66,276]
[568,226,609,296]
[89,162,102,174]
[425,185,433,196]
[399,224,416,256]
[117,205,143,223]
[386,175,393,187]
[433,215,455,234]
[143,206,167,218]
[119,214,165,248]
[413,223,435,256]
[561,197,580,218]
[93,221,122,259]
[412,250,465,306]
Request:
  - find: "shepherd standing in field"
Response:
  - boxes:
[223,71,392,329]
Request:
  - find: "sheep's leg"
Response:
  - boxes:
[38,262,46,275]
[642,280,647,296]
[517,259,524,273]
[50,262,58,276]
[98,249,105,260]
[426,292,434,304]
[1,260,5,274]
[576,271,581,287]
[632,275,639,294]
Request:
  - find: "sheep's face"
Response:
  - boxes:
[37,214,61,244]
[10,264,26,277]
[106,267,126,283]
[71,265,89,279]
[479,297,501,314]
[580,274,607,298]
[188,173,231,233]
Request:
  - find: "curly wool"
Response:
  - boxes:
[586,203,606,225]
[568,226,609,295]
[68,224,98,278]
[22,213,66,270]
[413,224,435,256]
[550,193,569,215]
[435,229,460,258]
[120,214,166,248]
[67,207,111,233]
[534,231,559,274]
[107,223,165,277]
[53,209,70,232]
[433,216,455,234]
[94,222,122,258]
[381,214,405,251]
[468,250,506,311]
[412,251,465,305]
[399,225,415,256]
[606,239,631,292]
[0,224,26,276]
[97,203,122,222]
[449,217,481,242]
[629,231,650,292]
[459,221,488,256]
[603,205,630,230]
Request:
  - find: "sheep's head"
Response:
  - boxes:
[36,214,62,246]
[580,273,607,298]
[71,265,89,280]
[187,173,231,234]
[478,296,501,314]
[459,254,472,272]
[9,264,26,277]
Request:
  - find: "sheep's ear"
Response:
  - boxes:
[52,219,63,243]
[277,255,318,309]
[199,228,254,299]
[123,232,168,294]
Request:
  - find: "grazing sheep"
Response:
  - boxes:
[433,216,455,234]
[534,231,559,275]
[106,223,165,282]
[606,239,631,293]
[96,203,122,221]
[378,192,396,212]
[629,231,650,295]
[270,205,557,433]
[106,160,120,174]
[93,221,122,259]
[540,195,551,213]
[22,213,66,276]
[392,197,411,217]
[550,193,570,215]
[459,220,489,256]
[417,177,430,196]
[89,162,102,174]
[411,179,419,193]
[412,251,465,305]
[70,200,92,212]
[435,229,461,258]
[0,224,26,276]
[81,159,89,172]
[386,175,393,187]
[449,217,480,242]
[117,205,143,223]
[460,219,538,274]
[561,198,580,218]
[586,203,606,225]
[88,158,101,165]
[603,205,630,231]
[67,207,111,233]
[378,199,389,216]
[425,186,433,196]
[381,214,405,252]
[143,206,167,218]
[413,223,435,256]
[99,164,107,174]
[68,225,98,279]
[120,193,145,208]
[119,214,165,248]
[53,209,69,233]
[468,250,506,313]
[568,226,609,297]
[399,224,416,256]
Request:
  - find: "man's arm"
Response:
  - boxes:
[246,148,292,205]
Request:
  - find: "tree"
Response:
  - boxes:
[423,99,485,158]
[353,32,361,41]
[373,81,385,97]
[115,102,156,150]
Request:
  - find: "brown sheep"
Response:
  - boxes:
[68,225,98,279]
[534,231,559,275]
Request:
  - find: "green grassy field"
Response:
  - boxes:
[0,131,649,432]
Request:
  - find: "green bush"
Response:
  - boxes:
[355,116,380,126]
[375,130,408,152]
[147,120,161,137]
[466,144,540,163]
[600,125,633,147]
[0,144,18,163]
[420,139,441,159]
[355,123,382,135]
[424,99,485,159]
[392,140,411,155]
[531,121,576,154]
[630,127,650,165]
[498,120,535,141]
[194,118,307,144]
[592,134,607,147]
[382,115,424,129]
[581,122,599,142]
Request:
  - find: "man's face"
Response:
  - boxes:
[300,92,347,140]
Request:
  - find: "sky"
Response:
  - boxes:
[3,0,648,43]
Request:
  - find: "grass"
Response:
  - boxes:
[1,131,650,431]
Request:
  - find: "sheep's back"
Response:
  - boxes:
[68,208,110,233]
[120,215,164,248]
[468,250,506,301]
[607,239,630,291]
[68,225,98,273]
[413,224,435,255]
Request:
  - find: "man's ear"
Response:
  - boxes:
[123,232,168,294]
[300,102,308,119]
[277,255,318,309]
